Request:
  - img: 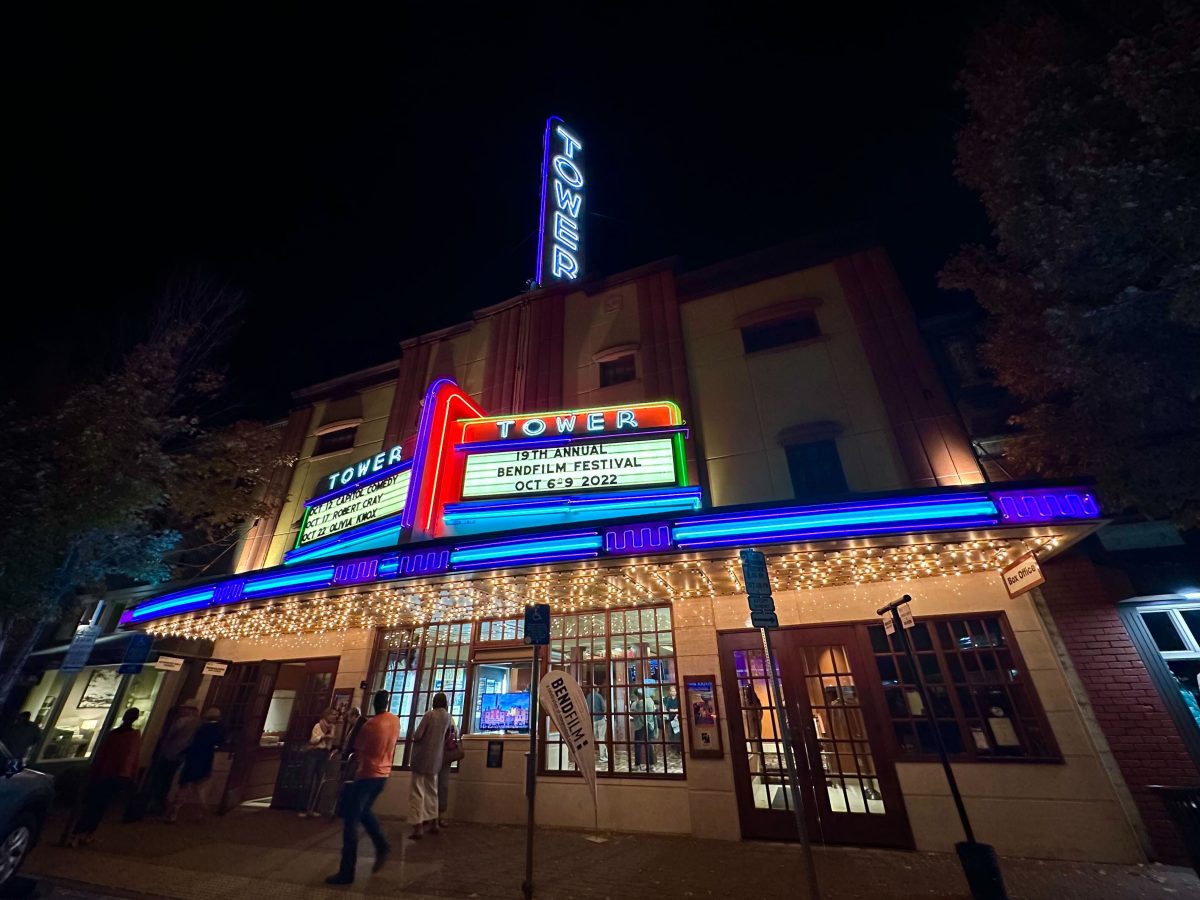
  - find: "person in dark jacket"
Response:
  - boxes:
[70,708,142,846]
[1,712,42,762]
[173,706,225,820]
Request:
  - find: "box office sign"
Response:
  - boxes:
[299,467,412,546]
[462,437,677,499]
[1001,552,1045,598]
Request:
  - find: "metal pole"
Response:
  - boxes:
[521,643,542,900]
[761,627,822,900]
[877,596,975,843]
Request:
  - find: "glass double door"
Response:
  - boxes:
[719,625,912,847]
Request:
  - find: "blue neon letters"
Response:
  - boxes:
[549,124,583,280]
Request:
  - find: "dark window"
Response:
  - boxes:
[741,314,820,353]
[313,427,357,457]
[599,354,637,387]
[869,614,1059,761]
[786,439,848,501]
[1143,612,1187,652]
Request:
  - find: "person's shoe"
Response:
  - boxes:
[298,812,309,818]
[372,850,389,873]
[438,818,449,828]
[408,829,422,840]
[325,873,354,886]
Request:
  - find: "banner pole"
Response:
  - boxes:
[522,643,542,900]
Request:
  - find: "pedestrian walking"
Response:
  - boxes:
[437,715,464,827]
[588,687,608,767]
[175,706,225,820]
[150,699,202,822]
[325,691,399,886]
[69,708,142,846]
[408,693,450,840]
[1,711,42,763]
[301,707,337,817]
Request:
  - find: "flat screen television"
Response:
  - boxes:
[478,691,531,732]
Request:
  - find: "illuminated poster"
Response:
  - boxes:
[461,437,677,499]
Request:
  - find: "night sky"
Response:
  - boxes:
[5,5,999,419]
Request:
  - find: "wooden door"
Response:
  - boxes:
[271,658,338,810]
[719,626,912,848]
[208,661,280,813]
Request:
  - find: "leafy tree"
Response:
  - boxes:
[0,282,288,708]
[941,3,1200,526]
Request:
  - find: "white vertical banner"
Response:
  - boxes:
[539,669,597,806]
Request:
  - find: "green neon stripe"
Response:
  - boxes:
[295,506,311,550]
[672,432,689,487]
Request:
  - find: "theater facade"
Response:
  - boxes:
[123,239,1144,863]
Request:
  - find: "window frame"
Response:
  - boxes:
[740,313,821,354]
[312,426,358,458]
[868,612,1062,764]
[364,606,684,780]
[541,604,685,781]
[598,353,637,388]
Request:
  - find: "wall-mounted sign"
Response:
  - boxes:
[323,445,403,492]
[462,437,677,500]
[154,656,185,672]
[202,661,229,677]
[299,467,412,546]
[535,116,584,284]
[1001,552,1045,598]
[62,625,102,673]
[684,675,723,759]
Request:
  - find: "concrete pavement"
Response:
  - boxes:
[20,807,1199,900]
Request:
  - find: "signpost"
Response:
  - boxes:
[738,549,820,900]
[877,595,1008,900]
[61,625,102,673]
[521,603,550,900]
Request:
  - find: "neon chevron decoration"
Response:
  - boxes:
[991,487,1100,524]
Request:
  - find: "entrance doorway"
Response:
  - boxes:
[206,657,338,811]
[718,625,912,847]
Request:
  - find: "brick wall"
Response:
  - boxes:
[1040,554,1198,865]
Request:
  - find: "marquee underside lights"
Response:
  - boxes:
[141,534,1066,643]
[125,482,1102,629]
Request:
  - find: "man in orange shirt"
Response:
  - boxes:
[326,690,400,885]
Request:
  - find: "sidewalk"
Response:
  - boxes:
[23,807,1197,900]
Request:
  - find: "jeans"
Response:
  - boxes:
[633,727,656,767]
[338,778,389,878]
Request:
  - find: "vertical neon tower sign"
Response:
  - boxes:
[535,116,584,285]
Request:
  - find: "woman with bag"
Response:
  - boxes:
[438,715,464,827]
[407,693,451,839]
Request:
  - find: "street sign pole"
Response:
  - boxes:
[739,549,821,900]
[522,603,549,900]
[877,594,1007,900]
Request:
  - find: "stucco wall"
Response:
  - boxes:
[679,265,908,506]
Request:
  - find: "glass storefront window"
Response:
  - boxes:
[545,605,682,777]
[21,666,165,763]
[1134,602,1200,735]
[372,622,471,765]
[868,614,1059,761]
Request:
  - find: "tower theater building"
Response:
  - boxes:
[115,228,1164,864]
